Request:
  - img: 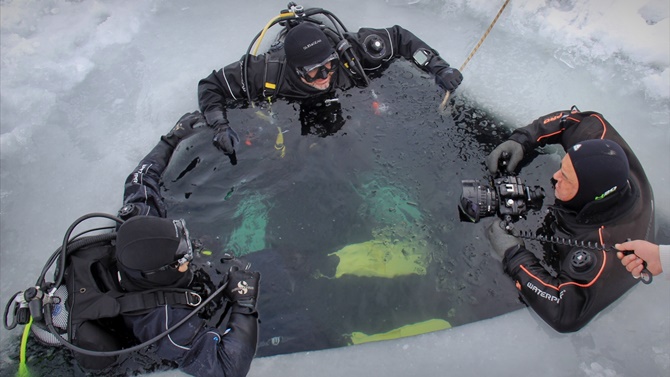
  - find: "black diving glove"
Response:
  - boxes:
[225,266,260,314]
[220,252,251,271]
[425,55,462,93]
[434,66,463,93]
[212,126,240,166]
[486,140,524,174]
[161,111,206,149]
[486,218,525,261]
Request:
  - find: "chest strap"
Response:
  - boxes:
[263,53,286,100]
[117,289,203,314]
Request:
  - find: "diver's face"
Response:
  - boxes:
[178,261,190,273]
[300,61,335,90]
[553,154,579,201]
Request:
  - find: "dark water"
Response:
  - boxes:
[0,62,559,375]
[162,61,558,356]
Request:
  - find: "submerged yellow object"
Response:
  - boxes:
[275,126,286,158]
[329,239,427,278]
[255,110,272,123]
[350,318,452,345]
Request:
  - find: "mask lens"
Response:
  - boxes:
[298,52,338,82]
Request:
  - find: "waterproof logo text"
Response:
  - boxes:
[526,281,564,304]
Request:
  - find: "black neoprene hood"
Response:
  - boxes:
[284,22,336,69]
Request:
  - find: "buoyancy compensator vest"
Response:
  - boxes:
[3,213,220,372]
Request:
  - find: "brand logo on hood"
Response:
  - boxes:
[303,39,322,50]
[594,185,618,200]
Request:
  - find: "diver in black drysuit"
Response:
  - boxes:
[198,18,463,156]
[486,108,655,333]
[114,111,260,377]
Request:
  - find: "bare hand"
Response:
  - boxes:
[616,240,662,277]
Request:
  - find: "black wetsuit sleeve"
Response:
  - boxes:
[506,109,650,204]
[214,305,259,376]
[351,25,453,75]
[507,110,623,152]
[125,306,258,377]
[503,245,604,333]
[197,55,267,128]
[121,140,174,218]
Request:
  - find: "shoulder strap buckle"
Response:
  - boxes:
[185,291,202,307]
[263,53,286,100]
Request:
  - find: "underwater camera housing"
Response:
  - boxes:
[459,175,545,224]
[458,151,545,225]
[458,152,544,227]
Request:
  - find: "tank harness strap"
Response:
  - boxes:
[262,53,286,101]
[117,290,203,314]
[322,29,369,87]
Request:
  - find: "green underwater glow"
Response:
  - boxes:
[354,177,423,225]
[224,193,271,256]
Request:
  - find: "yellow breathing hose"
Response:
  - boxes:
[17,316,33,377]
[252,12,297,55]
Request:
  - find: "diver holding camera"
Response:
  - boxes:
[459,151,545,229]
[480,107,655,333]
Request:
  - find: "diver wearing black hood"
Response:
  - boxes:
[116,216,195,292]
[115,112,261,377]
[55,112,260,377]
[485,107,655,333]
[198,7,463,160]
[115,217,259,377]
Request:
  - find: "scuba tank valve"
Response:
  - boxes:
[24,287,44,322]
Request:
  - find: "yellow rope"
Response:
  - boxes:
[439,0,511,112]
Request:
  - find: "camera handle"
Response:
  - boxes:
[500,214,515,231]
[512,230,652,284]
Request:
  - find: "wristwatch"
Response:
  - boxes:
[412,48,434,67]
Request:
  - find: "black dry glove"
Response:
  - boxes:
[161,111,206,149]
[434,66,463,93]
[225,266,260,314]
[220,252,251,271]
[486,140,524,174]
[486,218,525,261]
[212,126,240,166]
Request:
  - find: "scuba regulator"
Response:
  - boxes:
[242,2,370,105]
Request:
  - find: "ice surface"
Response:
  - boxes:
[1,0,668,376]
